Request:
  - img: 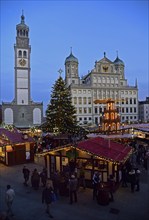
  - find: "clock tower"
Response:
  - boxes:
[14,13,31,104]
[2,13,43,128]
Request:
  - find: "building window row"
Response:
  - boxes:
[93,76,119,84]
[79,117,92,123]
[73,89,91,94]
[121,107,137,113]
[121,91,136,95]
[121,115,137,122]
[77,107,92,114]
[73,97,92,105]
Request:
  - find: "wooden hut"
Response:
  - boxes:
[0,128,35,166]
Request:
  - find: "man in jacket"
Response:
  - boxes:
[69,175,78,204]
[42,181,54,218]
[5,185,15,217]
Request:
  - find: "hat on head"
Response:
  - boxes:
[71,175,75,179]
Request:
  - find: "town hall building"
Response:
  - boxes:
[65,51,138,126]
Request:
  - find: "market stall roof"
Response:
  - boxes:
[76,137,132,163]
[87,133,135,139]
[0,128,34,145]
[38,136,132,164]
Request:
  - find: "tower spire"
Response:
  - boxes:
[135,78,138,88]
[116,50,118,58]
[21,10,25,24]
[70,47,72,55]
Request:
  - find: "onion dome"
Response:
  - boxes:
[16,12,29,29]
[114,56,124,66]
[65,49,78,64]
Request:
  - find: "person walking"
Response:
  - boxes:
[68,174,78,204]
[135,168,141,191]
[40,168,47,188]
[42,181,54,218]
[79,166,86,189]
[52,170,60,198]
[5,185,15,217]
[22,165,30,186]
[121,165,128,187]
[129,168,136,193]
[31,168,40,190]
[107,175,115,202]
[92,171,101,200]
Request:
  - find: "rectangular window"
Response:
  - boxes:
[134,107,136,113]
[126,108,129,113]
[130,107,132,113]
[88,108,92,113]
[73,97,77,105]
[78,97,82,105]
[79,108,82,114]
[22,113,24,118]
[130,98,132,104]
[95,107,98,114]
[84,108,87,114]
[126,98,128,104]
[83,97,87,104]
[88,97,91,104]
[134,98,136,104]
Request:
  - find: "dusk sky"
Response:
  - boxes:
[0,0,148,113]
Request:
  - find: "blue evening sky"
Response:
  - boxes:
[0,0,148,114]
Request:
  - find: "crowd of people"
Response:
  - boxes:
[1,138,148,219]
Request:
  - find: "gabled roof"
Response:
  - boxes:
[40,137,132,164]
[77,137,132,163]
[97,56,113,64]
[0,128,34,145]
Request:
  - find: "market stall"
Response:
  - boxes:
[0,128,35,166]
[39,136,132,187]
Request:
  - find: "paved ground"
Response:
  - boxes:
[0,159,149,220]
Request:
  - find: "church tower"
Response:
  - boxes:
[2,13,43,128]
[65,49,80,86]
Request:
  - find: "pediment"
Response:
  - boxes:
[97,57,113,64]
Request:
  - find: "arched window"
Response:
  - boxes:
[20,30,22,35]
[23,51,27,58]
[18,50,22,57]
[23,30,25,36]
[4,108,13,124]
[26,31,28,37]
[33,108,41,124]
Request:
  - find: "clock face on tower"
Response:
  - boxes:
[19,58,26,66]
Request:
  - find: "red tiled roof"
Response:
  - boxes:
[0,128,34,145]
[77,137,132,163]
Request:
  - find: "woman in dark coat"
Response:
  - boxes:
[31,169,40,190]
[42,181,54,218]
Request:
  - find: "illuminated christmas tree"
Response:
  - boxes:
[45,76,77,133]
